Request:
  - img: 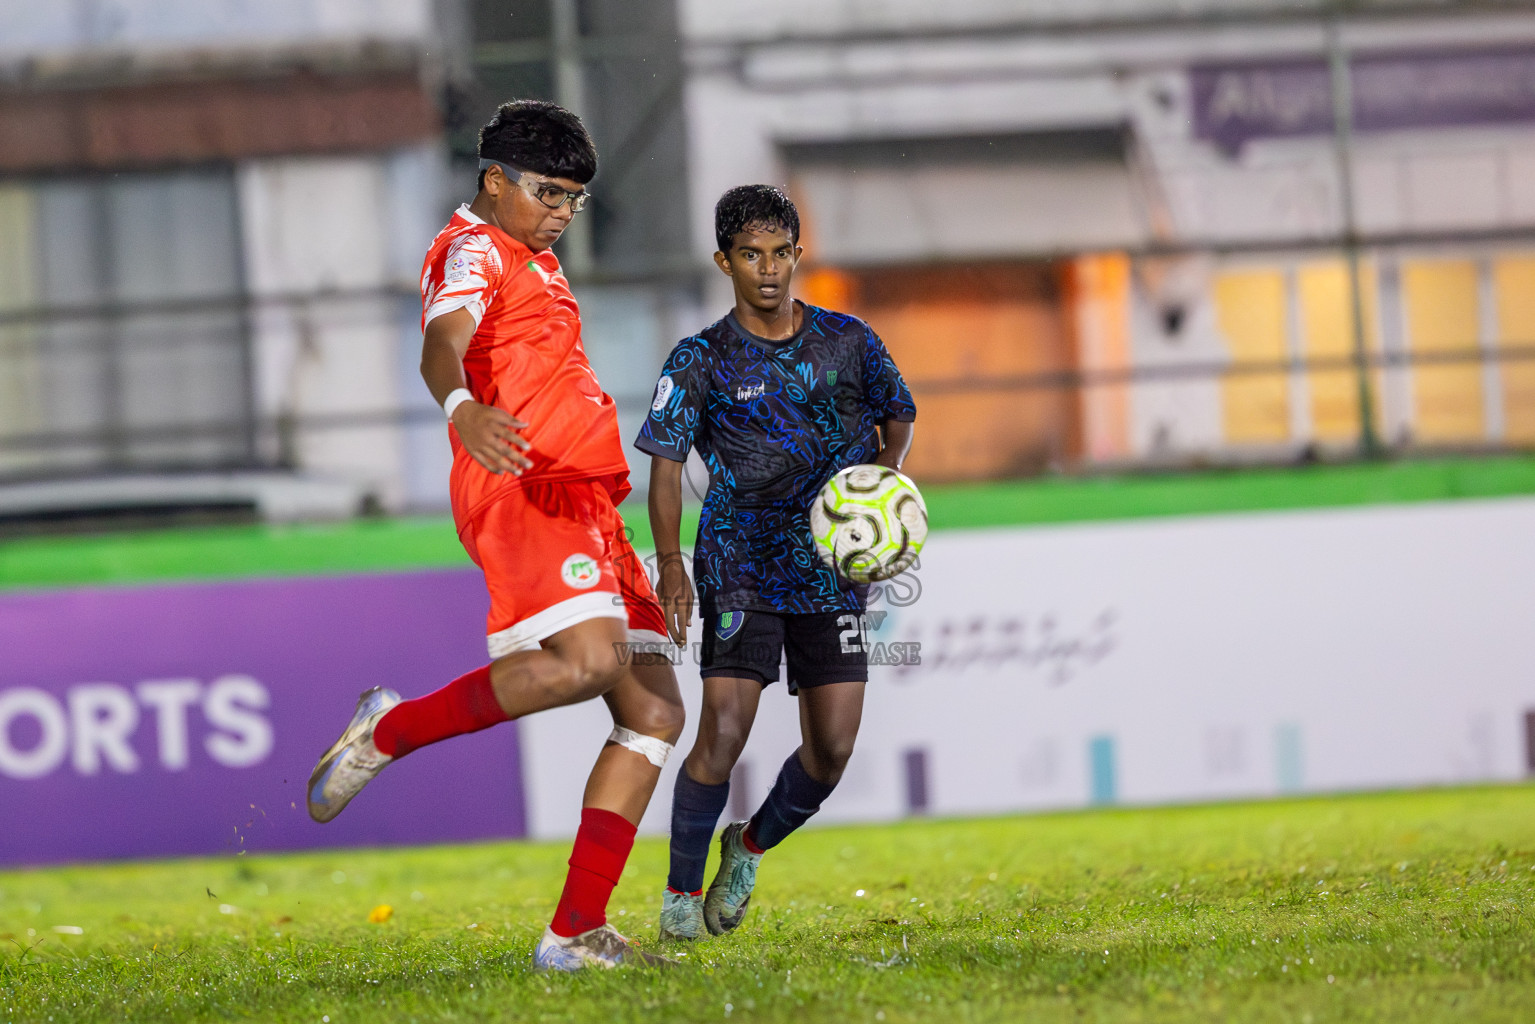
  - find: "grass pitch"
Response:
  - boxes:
[3,786,1533,1023]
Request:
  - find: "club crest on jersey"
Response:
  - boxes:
[561,553,601,589]
[825,369,837,386]
[735,382,765,402]
[716,611,746,640]
[651,375,674,412]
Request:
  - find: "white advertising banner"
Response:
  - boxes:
[517,497,1535,838]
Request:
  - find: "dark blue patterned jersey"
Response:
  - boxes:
[634,302,916,614]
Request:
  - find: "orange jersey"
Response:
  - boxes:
[420,205,630,526]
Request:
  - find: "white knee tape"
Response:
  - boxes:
[608,726,673,768]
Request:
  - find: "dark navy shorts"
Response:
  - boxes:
[698,604,869,692]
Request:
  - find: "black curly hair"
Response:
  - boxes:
[477,99,597,190]
[714,184,800,255]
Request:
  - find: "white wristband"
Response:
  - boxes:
[443,388,474,422]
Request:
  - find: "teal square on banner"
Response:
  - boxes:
[1275,723,1304,792]
[1089,735,1116,804]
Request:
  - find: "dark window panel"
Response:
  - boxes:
[0,169,254,478]
[451,62,557,160]
[579,0,674,37]
[474,0,550,42]
[579,52,690,273]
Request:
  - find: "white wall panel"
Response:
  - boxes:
[681,0,1333,43]
[238,155,407,509]
[519,498,1535,839]
[794,160,1145,263]
[0,0,432,58]
[1404,150,1501,230]
[386,145,455,511]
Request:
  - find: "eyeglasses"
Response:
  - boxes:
[478,158,592,213]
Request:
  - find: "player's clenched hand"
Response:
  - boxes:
[656,554,694,645]
[451,402,533,475]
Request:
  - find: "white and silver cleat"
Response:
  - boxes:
[306,686,401,823]
[533,924,675,971]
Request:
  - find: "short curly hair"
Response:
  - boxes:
[477,99,597,189]
[714,184,800,255]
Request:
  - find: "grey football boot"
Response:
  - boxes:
[307,686,401,823]
[658,888,706,941]
[703,821,761,935]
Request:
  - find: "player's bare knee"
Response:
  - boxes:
[692,723,747,778]
[806,736,856,782]
[618,694,684,745]
[657,699,686,744]
[713,708,756,755]
[717,729,752,772]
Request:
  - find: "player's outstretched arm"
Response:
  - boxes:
[420,307,532,476]
[648,455,693,644]
[875,419,914,472]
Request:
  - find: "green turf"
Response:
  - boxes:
[0,516,479,594]
[920,454,1535,531]
[5,456,1535,592]
[3,785,1533,1023]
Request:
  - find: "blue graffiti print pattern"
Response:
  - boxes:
[635,304,916,614]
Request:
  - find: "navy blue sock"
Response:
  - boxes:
[667,766,730,893]
[746,750,838,852]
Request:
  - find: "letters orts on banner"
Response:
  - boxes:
[0,570,527,867]
[0,676,273,780]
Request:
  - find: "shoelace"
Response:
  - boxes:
[591,928,630,960]
[726,856,757,904]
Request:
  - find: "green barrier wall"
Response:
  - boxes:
[4,456,1535,592]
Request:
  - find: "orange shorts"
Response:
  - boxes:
[458,479,668,659]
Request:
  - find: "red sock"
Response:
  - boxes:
[549,808,637,938]
[741,825,765,856]
[372,665,507,758]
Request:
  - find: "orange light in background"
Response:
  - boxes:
[1402,260,1483,443]
[1494,255,1535,444]
[1213,268,1291,444]
[1298,261,1383,442]
[827,263,1080,480]
[1065,253,1132,461]
[799,267,858,311]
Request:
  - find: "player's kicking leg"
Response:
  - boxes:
[659,675,762,940]
[307,616,683,967]
[533,653,683,968]
[705,679,865,935]
[307,615,630,822]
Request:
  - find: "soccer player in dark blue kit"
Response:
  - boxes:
[635,185,916,940]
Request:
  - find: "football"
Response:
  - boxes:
[809,464,928,583]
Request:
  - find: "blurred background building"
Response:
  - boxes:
[687,0,1535,481]
[4,0,1535,527]
[0,1,453,525]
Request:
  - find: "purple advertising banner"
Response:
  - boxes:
[0,569,527,867]
[1192,47,1535,150]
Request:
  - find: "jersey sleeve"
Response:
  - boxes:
[423,231,503,327]
[634,337,711,462]
[862,327,916,422]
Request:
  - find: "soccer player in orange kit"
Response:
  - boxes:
[306,99,682,971]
